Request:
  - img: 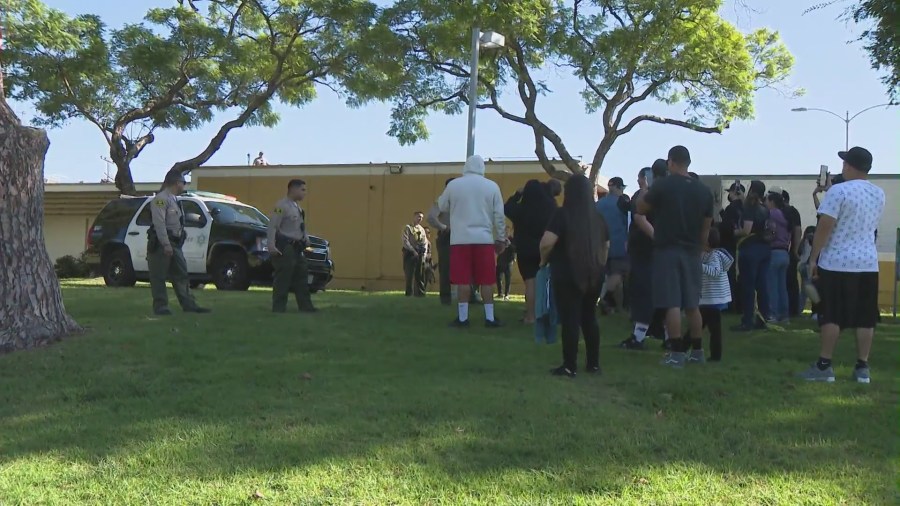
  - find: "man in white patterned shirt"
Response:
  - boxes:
[798,147,885,384]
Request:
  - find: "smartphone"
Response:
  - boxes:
[818,165,829,187]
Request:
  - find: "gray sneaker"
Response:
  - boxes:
[660,352,686,369]
[797,364,835,383]
[687,349,706,365]
[852,366,871,384]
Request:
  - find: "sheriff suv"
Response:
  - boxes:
[84,191,334,292]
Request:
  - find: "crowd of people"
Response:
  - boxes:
[424,145,885,383]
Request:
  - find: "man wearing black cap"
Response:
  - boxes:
[798,147,884,384]
[596,176,630,313]
[720,181,745,312]
[637,146,714,367]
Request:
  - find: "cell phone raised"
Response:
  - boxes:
[818,165,829,187]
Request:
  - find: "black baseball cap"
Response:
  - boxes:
[609,177,626,189]
[838,146,873,172]
[727,182,746,193]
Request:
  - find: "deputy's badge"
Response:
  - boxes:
[154,199,166,208]
[274,207,283,214]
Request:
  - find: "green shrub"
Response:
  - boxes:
[54,254,92,279]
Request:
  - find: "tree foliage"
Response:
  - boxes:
[384,0,798,180]
[5,0,391,194]
[806,0,898,99]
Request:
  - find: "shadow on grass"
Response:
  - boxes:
[0,286,897,501]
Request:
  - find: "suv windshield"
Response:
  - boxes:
[206,201,269,226]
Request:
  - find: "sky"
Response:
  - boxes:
[10,0,899,184]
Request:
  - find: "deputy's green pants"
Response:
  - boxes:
[272,243,312,311]
[148,245,197,312]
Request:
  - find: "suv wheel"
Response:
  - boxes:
[211,251,250,291]
[103,248,137,287]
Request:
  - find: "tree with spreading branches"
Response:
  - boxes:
[5,0,393,194]
[384,0,798,181]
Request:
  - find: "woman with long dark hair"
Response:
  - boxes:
[539,174,609,377]
[765,191,791,322]
[505,179,558,323]
[732,180,772,331]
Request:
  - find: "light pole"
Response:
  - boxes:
[465,29,505,158]
[791,103,896,150]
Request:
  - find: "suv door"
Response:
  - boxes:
[126,202,153,272]
[179,198,212,273]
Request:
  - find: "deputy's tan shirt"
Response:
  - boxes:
[402,224,427,253]
[267,196,307,248]
[150,189,183,248]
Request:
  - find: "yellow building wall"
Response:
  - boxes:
[196,165,544,293]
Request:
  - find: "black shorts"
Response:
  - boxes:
[817,268,879,329]
[652,246,702,310]
[517,254,540,280]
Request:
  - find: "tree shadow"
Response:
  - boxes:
[0,287,896,502]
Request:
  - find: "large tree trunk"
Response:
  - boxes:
[589,134,616,184]
[0,99,82,353]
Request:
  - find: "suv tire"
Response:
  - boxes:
[103,248,137,287]
[211,250,250,291]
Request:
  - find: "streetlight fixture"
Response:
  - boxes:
[466,29,505,158]
[791,103,896,150]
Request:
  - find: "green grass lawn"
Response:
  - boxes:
[0,280,897,505]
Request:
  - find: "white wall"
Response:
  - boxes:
[43,214,91,261]
[727,175,899,256]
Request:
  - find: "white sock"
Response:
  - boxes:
[485,304,495,322]
[633,323,649,342]
[664,328,670,341]
[458,303,469,322]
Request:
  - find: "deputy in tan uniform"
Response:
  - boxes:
[268,179,316,313]
[147,170,210,316]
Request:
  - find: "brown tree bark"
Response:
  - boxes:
[0,98,82,353]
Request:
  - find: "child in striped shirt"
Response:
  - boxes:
[693,228,733,362]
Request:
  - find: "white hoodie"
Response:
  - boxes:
[437,155,507,246]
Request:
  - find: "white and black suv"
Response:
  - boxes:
[84,191,334,291]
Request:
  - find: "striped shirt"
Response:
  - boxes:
[700,248,734,306]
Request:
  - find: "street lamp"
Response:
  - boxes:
[466,29,505,158]
[791,103,896,150]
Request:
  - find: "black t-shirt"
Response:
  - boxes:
[643,174,713,249]
[546,210,569,278]
[740,202,770,247]
[784,205,801,249]
[718,200,743,252]
[628,189,654,260]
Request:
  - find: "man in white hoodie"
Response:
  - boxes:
[437,155,507,327]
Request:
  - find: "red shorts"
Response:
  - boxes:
[450,244,496,286]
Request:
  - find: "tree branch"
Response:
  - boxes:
[612,78,666,130]
[59,73,112,143]
[616,114,728,137]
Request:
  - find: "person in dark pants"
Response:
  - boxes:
[402,211,428,297]
[781,190,803,317]
[267,179,316,313]
[621,165,657,350]
[539,174,610,378]
[428,178,455,304]
[505,180,557,323]
[496,237,515,300]
[637,146,714,368]
[147,170,210,316]
[719,181,744,313]
[732,180,771,331]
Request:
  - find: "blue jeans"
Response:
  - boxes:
[767,249,789,320]
[738,242,771,327]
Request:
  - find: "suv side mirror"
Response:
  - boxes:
[185,213,205,227]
